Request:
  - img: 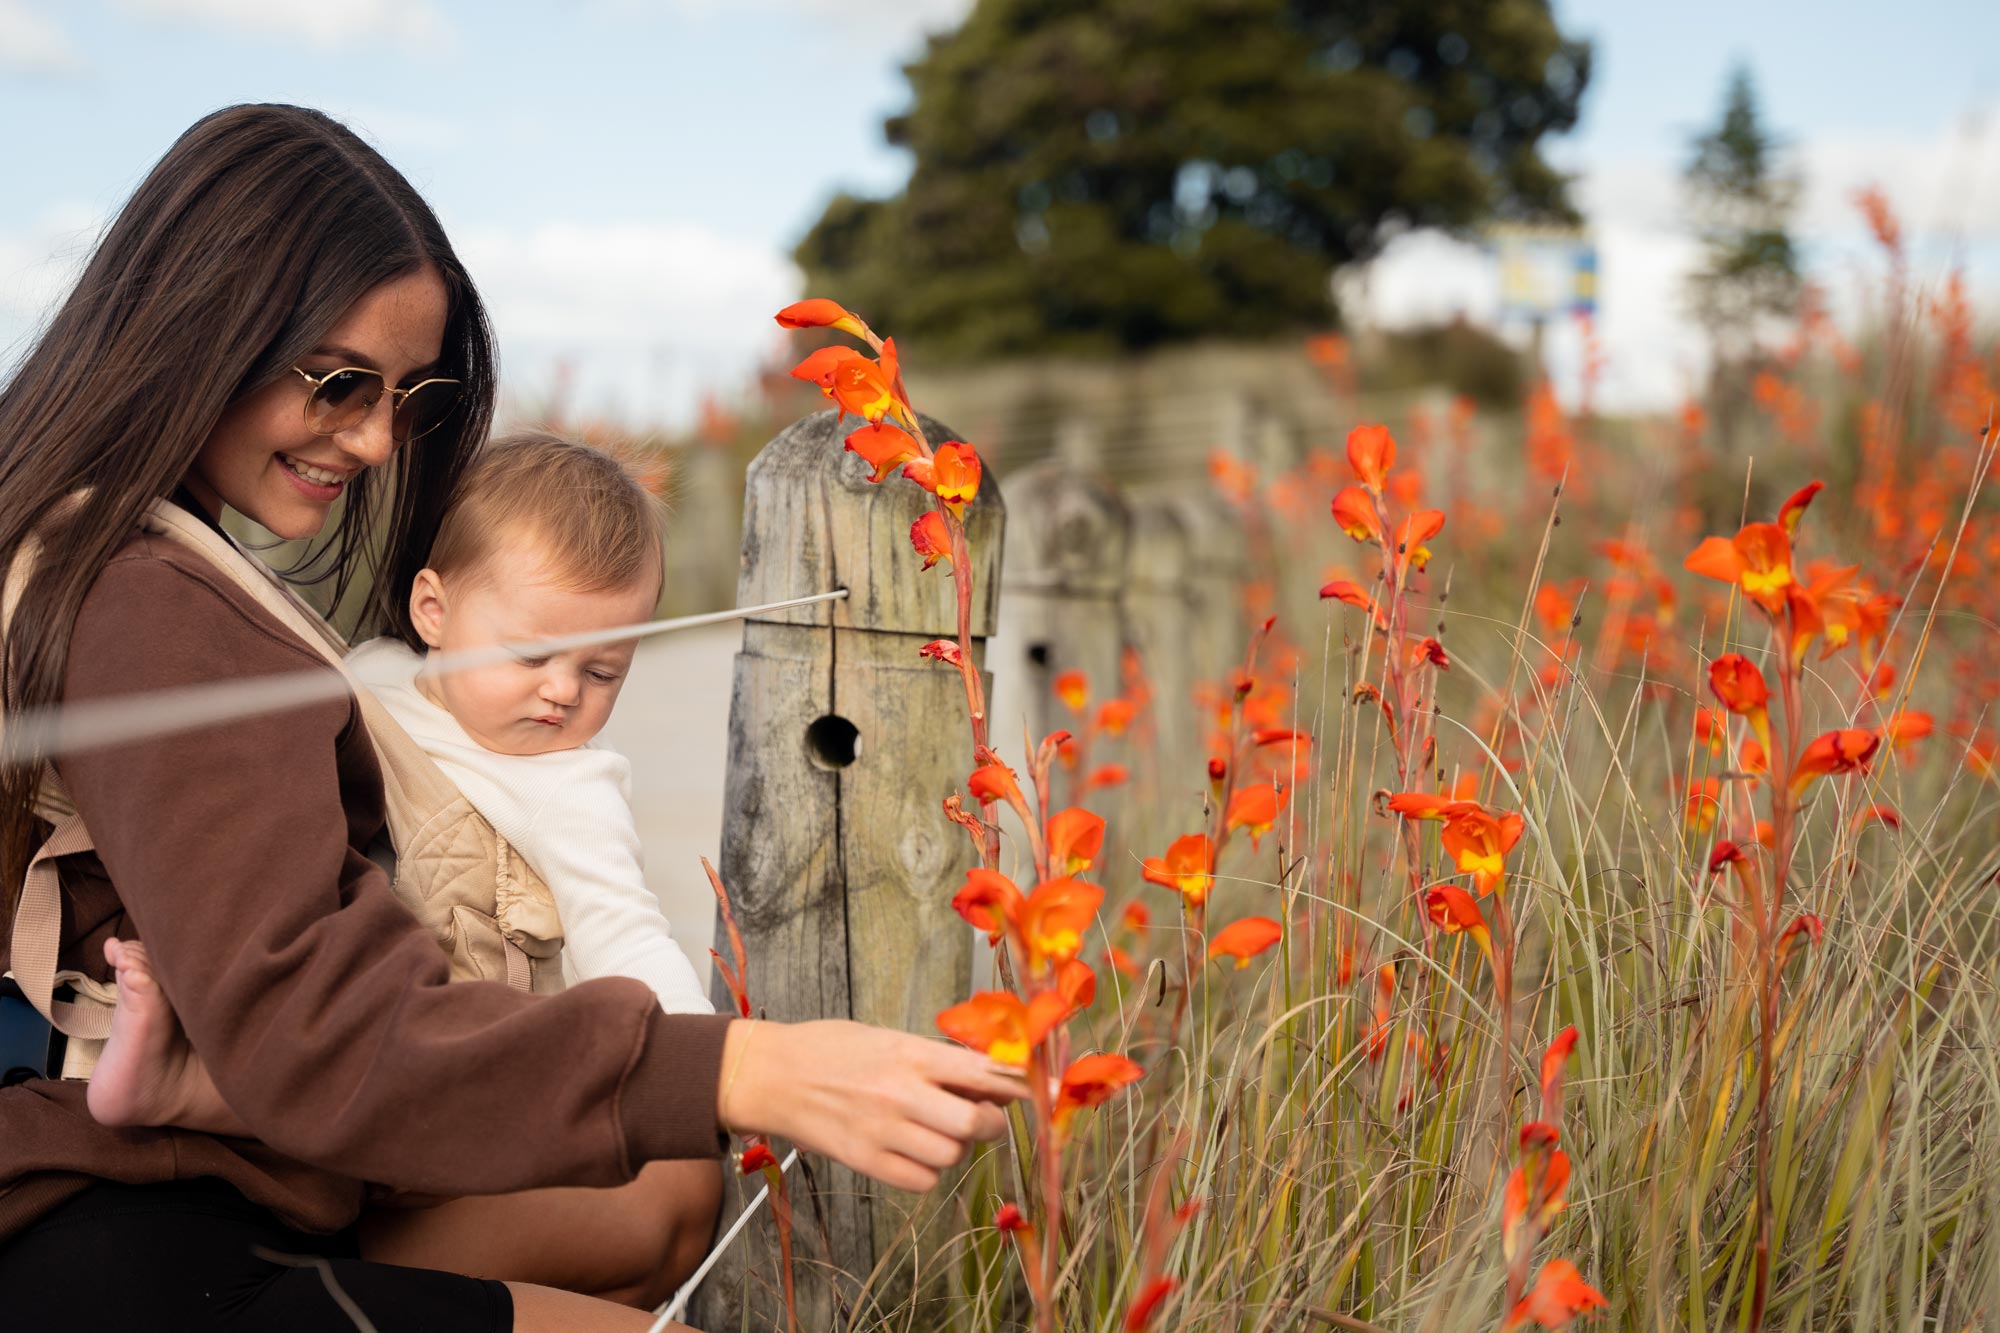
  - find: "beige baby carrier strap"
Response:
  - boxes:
[3,498,565,1079]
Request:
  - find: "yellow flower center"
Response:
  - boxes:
[1458,849,1505,879]
[989,1038,1029,1068]
[1740,565,1793,597]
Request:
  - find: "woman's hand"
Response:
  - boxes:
[717,1019,1027,1193]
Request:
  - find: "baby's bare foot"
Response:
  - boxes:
[87,938,248,1136]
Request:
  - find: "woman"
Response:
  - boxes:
[0,104,1019,1330]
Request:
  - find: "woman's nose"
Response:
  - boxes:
[336,396,402,469]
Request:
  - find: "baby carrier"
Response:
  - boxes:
[2,498,567,1080]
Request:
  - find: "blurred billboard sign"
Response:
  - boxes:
[1488,223,1596,322]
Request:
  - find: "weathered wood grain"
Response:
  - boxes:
[694,410,1003,1330]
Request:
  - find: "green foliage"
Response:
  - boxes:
[797,0,1592,361]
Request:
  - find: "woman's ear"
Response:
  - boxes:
[409,568,449,648]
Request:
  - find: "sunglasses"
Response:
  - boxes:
[291,365,464,444]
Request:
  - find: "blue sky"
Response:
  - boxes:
[3,0,1996,419]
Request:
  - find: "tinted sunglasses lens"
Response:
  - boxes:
[394,380,462,442]
[305,369,384,434]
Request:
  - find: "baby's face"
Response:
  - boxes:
[411,541,658,757]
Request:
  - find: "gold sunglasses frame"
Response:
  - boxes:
[291,365,465,443]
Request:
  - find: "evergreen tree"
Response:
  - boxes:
[1684,65,1802,447]
[797,0,1592,361]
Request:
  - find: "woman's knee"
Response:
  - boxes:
[599,1160,722,1309]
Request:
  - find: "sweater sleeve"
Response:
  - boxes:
[55,552,732,1194]
[512,752,716,1015]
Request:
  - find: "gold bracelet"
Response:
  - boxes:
[720,1019,759,1135]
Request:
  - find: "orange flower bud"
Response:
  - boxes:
[951,868,1024,944]
[968,760,1023,806]
[1502,1258,1607,1330]
[774,297,869,340]
[1084,763,1129,791]
[1346,423,1396,492]
[1095,698,1138,736]
[1777,479,1824,534]
[1053,670,1088,714]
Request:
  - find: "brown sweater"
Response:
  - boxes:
[0,530,733,1244]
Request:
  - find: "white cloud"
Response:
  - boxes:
[0,1,84,74]
[603,0,972,53]
[457,220,800,429]
[115,0,455,56]
[1345,113,2000,414]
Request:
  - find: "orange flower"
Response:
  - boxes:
[1225,784,1286,848]
[1541,1025,1579,1126]
[935,989,1069,1066]
[1791,728,1880,795]
[1881,710,1934,749]
[951,868,1025,945]
[1346,423,1396,492]
[1053,670,1088,714]
[1777,913,1824,967]
[774,297,869,340]
[1018,877,1103,974]
[1125,1276,1177,1331]
[910,511,952,569]
[842,423,921,483]
[904,440,982,518]
[1056,957,1097,1013]
[1683,777,1721,833]
[1440,806,1526,896]
[1330,485,1381,542]
[1084,763,1129,791]
[1052,1052,1143,1133]
[1502,1150,1573,1264]
[1142,833,1213,906]
[789,344,866,395]
[1103,944,1138,979]
[1207,915,1282,968]
[1777,479,1824,534]
[1386,792,1476,821]
[1394,509,1446,571]
[1423,883,1491,960]
[1319,579,1386,629]
[1046,807,1107,875]
[1684,521,1795,614]
[1121,900,1150,933]
[738,1141,779,1174]
[1739,735,1768,776]
[917,638,963,667]
[1707,653,1773,756]
[1095,698,1137,736]
[1693,707,1726,756]
[1501,1258,1608,1330]
[1410,637,1450,670]
[993,1202,1031,1235]
[828,336,911,427]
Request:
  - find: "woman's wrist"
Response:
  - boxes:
[717,1017,781,1138]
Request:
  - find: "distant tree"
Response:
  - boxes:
[1683,65,1802,449]
[796,0,1592,362]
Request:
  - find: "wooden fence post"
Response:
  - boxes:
[1169,491,1252,691]
[692,409,1004,1329]
[988,459,1131,769]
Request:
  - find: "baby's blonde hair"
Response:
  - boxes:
[427,429,666,594]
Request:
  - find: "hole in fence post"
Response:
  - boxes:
[1026,643,1051,668]
[805,715,860,770]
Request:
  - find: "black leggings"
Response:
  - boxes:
[0,1177,512,1331]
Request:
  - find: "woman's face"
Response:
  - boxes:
[184,266,450,540]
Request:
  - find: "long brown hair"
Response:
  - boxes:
[0,104,497,916]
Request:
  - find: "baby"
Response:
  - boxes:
[89,430,712,1133]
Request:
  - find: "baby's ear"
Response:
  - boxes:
[409,568,449,648]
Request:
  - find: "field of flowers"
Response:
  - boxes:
[733,192,1999,1331]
